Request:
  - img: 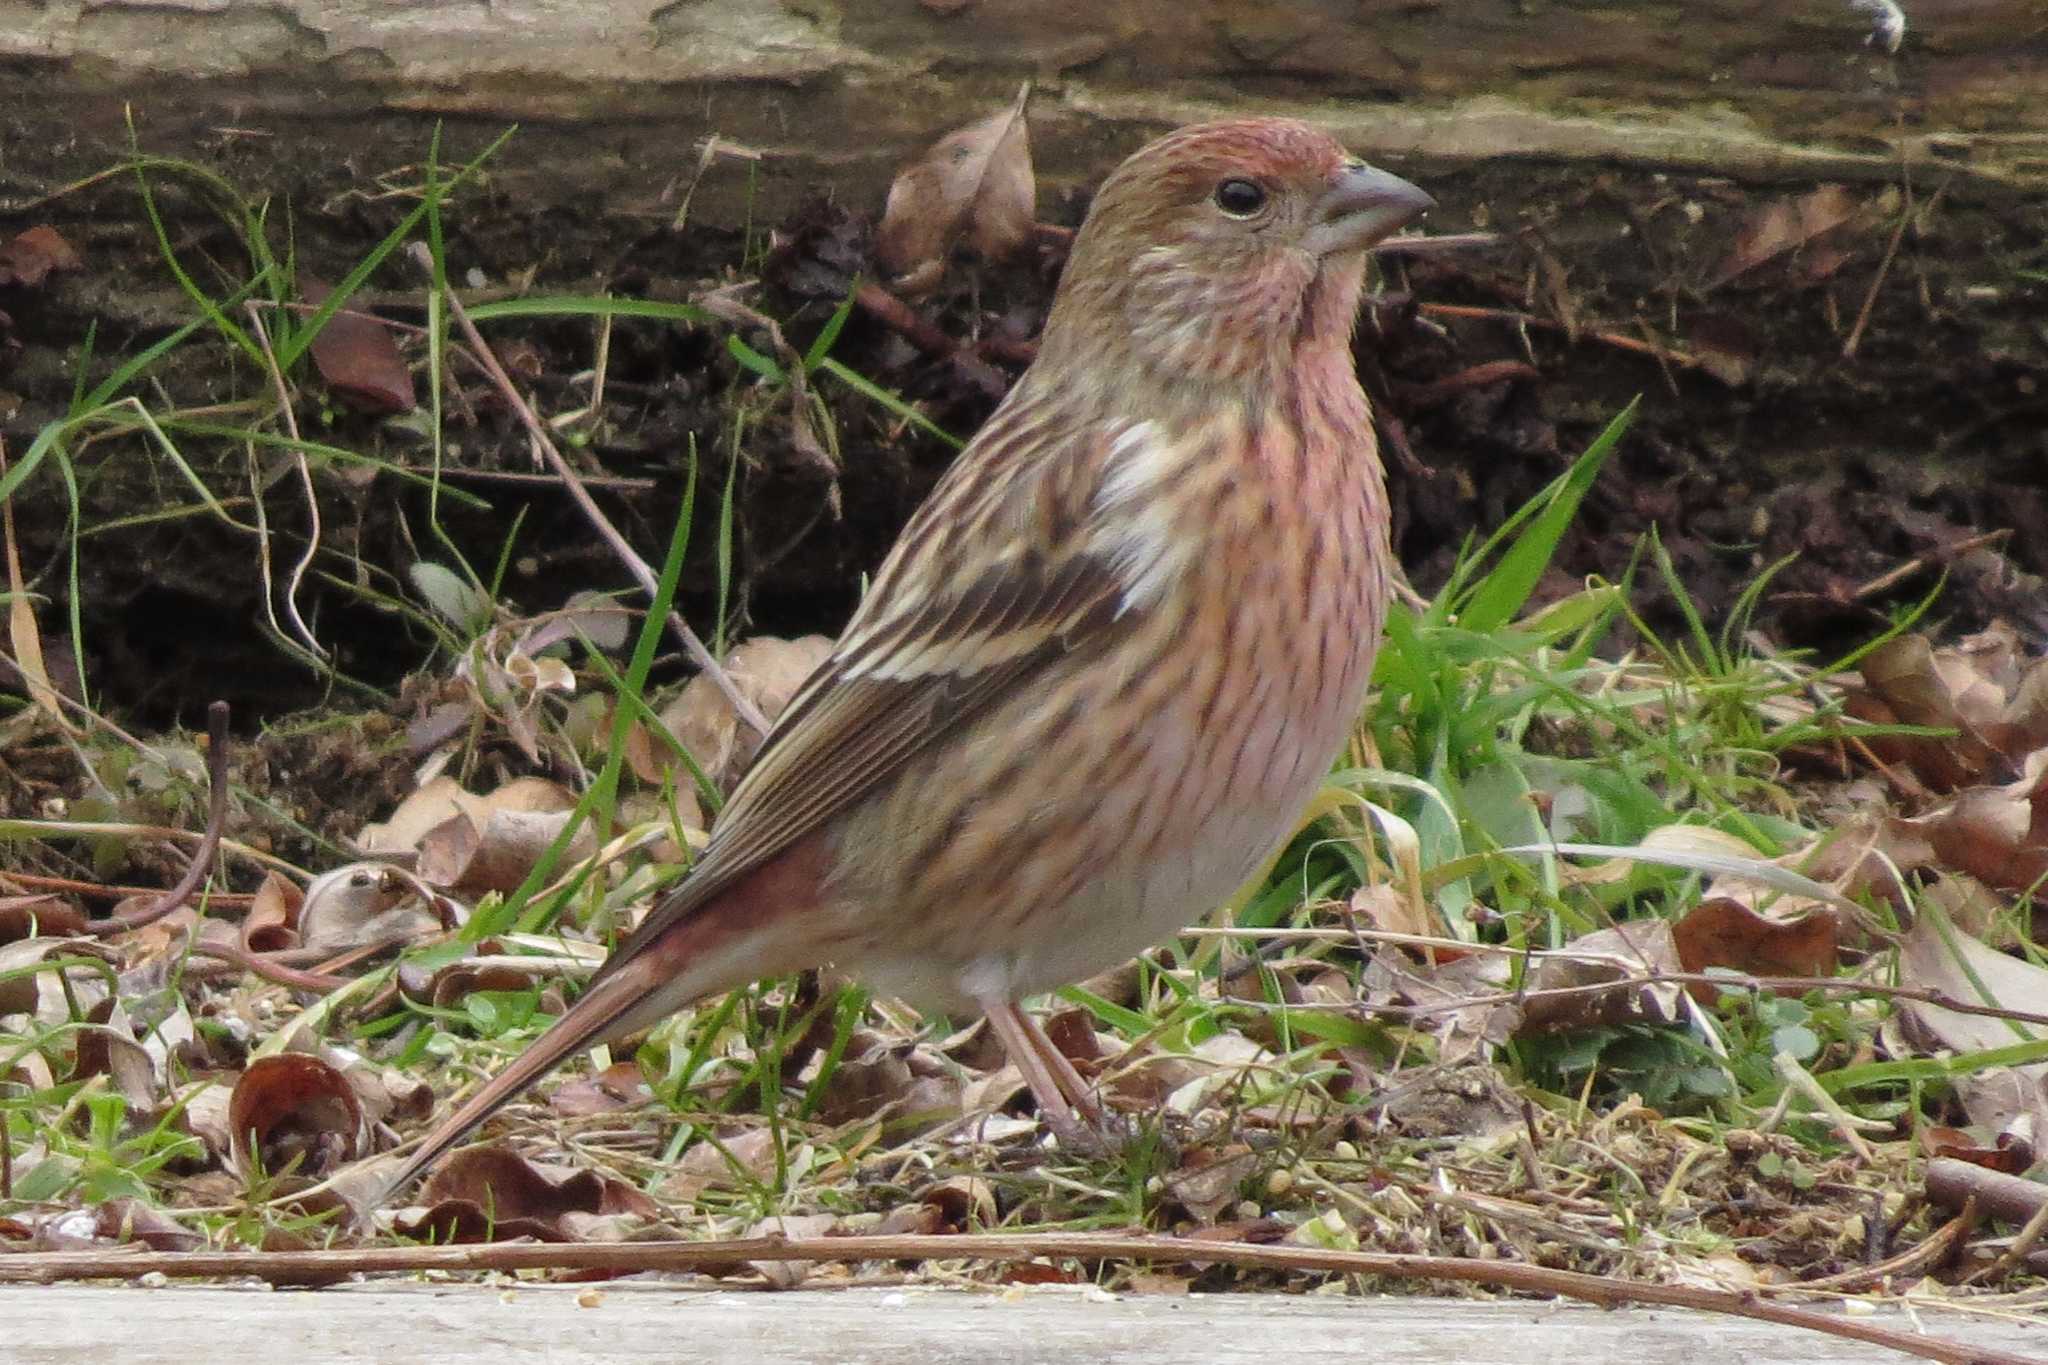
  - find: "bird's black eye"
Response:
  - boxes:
[1213,178,1267,218]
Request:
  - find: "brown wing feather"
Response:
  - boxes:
[589,409,1139,990]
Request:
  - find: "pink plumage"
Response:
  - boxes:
[381,118,1430,1196]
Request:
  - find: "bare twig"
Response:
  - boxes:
[409,243,770,738]
[1928,1157,2048,1228]
[1374,231,1502,257]
[182,938,354,993]
[1842,196,1911,360]
[1398,359,1542,408]
[1964,1195,2048,1287]
[0,872,254,907]
[1794,1206,1976,1293]
[1419,302,1707,371]
[0,1231,2019,1363]
[1851,528,2011,601]
[87,701,232,935]
[1844,179,1948,361]
[850,282,1009,398]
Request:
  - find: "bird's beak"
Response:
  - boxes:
[1303,161,1434,258]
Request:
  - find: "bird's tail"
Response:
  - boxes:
[371,916,738,1206]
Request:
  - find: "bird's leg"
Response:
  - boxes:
[1015,1010,1108,1129]
[982,1000,1111,1148]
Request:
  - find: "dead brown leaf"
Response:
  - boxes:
[298,861,439,953]
[72,1004,158,1111]
[654,634,832,791]
[1895,907,2048,1148]
[1851,633,2011,791]
[875,83,1035,291]
[1672,897,1842,996]
[1898,748,2048,893]
[1710,185,1857,288]
[663,1126,779,1201]
[745,1212,845,1286]
[0,895,87,945]
[301,277,415,414]
[1164,1144,1259,1224]
[359,774,578,854]
[415,804,595,895]
[227,1052,368,1180]
[548,1059,650,1118]
[240,870,303,954]
[0,225,82,287]
[91,1197,203,1252]
[404,1144,659,1243]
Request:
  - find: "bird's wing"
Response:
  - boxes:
[591,408,1150,988]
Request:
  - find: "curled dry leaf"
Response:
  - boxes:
[416,805,598,895]
[549,1059,650,1118]
[745,1212,845,1287]
[1517,921,1687,1035]
[1849,632,2022,791]
[1165,1144,1260,1224]
[1897,747,2048,893]
[662,1126,778,1201]
[298,861,443,952]
[655,634,833,791]
[1709,185,1858,288]
[406,1145,660,1243]
[1896,907,2048,1145]
[227,1052,368,1179]
[1348,879,1446,946]
[1672,897,1840,994]
[920,1174,996,1230]
[0,894,87,945]
[0,936,116,1021]
[301,277,415,414]
[416,959,557,1010]
[91,1197,204,1253]
[240,869,303,954]
[0,225,83,287]
[72,1029,158,1111]
[357,774,578,855]
[875,82,1035,292]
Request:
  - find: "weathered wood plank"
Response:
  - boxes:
[4,1283,2042,1364]
[0,0,2041,201]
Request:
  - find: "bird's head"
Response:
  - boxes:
[1040,119,1432,393]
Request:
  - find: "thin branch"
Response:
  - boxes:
[1795,1206,1975,1293]
[182,937,353,993]
[0,1231,2019,1364]
[0,871,254,908]
[1852,528,2011,601]
[408,243,770,738]
[87,701,232,935]
[1419,302,1707,371]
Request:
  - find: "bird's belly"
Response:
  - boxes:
[832,612,1371,1013]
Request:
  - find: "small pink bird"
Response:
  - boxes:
[382,118,1429,1196]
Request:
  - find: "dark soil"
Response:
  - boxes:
[3,109,2046,832]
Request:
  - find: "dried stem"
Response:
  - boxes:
[87,702,232,935]
[409,243,770,738]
